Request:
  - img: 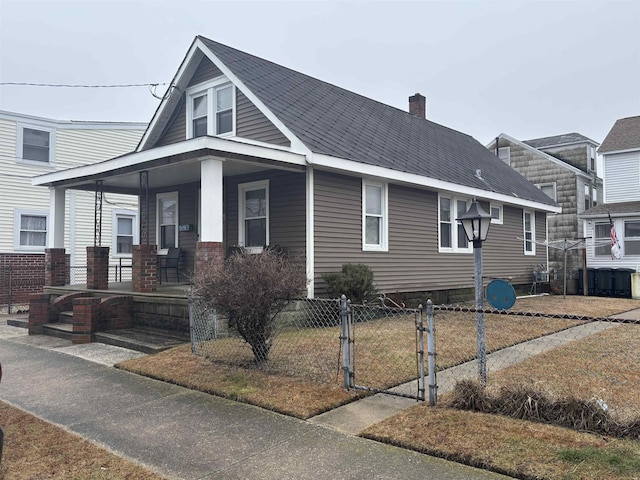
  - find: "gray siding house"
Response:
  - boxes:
[487,133,602,289]
[581,116,640,270]
[33,36,559,300]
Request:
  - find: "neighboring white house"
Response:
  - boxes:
[580,115,640,269]
[0,110,146,301]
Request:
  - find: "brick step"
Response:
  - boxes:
[42,323,73,341]
[59,311,74,324]
[7,317,28,328]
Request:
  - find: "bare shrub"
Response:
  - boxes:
[445,380,639,439]
[192,248,306,364]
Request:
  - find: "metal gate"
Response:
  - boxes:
[340,296,435,403]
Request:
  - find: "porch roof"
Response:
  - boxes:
[32,135,306,193]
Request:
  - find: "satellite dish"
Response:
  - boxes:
[486,279,516,310]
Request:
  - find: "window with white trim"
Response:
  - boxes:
[362,181,388,251]
[157,192,178,250]
[523,210,535,255]
[18,125,54,164]
[498,147,510,164]
[15,209,48,250]
[594,223,610,256]
[593,188,598,207]
[439,195,472,252]
[112,210,138,256]
[537,182,556,201]
[490,203,503,224]
[238,180,269,252]
[584,184,591,211]
[624,221,640,255]
[186,77,235,139]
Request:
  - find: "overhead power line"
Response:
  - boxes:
[0,82,169,88]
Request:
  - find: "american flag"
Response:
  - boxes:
[609,214,622,259]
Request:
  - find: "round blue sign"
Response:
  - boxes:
[486,279,516,310]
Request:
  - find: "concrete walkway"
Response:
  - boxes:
[0,315,510,480]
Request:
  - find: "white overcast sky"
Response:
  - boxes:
[0,0,638,147]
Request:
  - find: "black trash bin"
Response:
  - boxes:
[594,268,614,296]
[578,268,596,295]
[613,268,634,298]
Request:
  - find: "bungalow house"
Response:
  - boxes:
[486,133,602,291]
[32,35,560,319]
[0,111,145,307]
[580,116,640,272]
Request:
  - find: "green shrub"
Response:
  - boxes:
[322,263,377,304]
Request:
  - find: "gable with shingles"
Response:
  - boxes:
[151,55,290,149]
[142,36,556,208]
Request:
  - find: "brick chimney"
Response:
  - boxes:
[409,93,426,119]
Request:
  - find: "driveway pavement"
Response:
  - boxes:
[0,317,510,480]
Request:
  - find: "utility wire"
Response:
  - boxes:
[0,82,169,88]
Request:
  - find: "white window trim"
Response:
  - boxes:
[536,182,557,201]
[238,180,269,254]
[17,123,55,165]
[112,209,138,257]
[156,192,179,251]
[14,208,48,252]
[624,220,640,257]
[438,194,473,253]
[185,76,236,139]
[498,146,510,165]
[523,210,536,255]
[594,222,611,257]
[362,180,388,252]
[490,203,503,225]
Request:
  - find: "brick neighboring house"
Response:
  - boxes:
[487,133,602,290]
[580,116,640,270]
[33,36,561,304]
[0,111,146,306]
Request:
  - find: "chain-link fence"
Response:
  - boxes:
[0,266,44,314]
[431,305,640,424]
[189,293,639,423]
[190,296,345,384]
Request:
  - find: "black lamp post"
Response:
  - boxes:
[457,200,492,385]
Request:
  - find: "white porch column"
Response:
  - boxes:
[48,187,66,248]
[200,157,224,242]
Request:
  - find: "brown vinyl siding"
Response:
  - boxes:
[225,170,306,258]
[236,91,290,147]
[313,170,547,295]
[188,57,223,87]
[155,95,186,147]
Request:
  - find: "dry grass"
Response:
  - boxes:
[117,344,360,419]
[0,401,165,480]
[489,322,640,421]
[361,405,640,480]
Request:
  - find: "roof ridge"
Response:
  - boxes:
[197,35,474,140]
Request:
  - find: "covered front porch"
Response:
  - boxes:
[34,136,311,296]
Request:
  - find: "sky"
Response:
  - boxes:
[0,0,638,148]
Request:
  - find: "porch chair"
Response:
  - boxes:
[159,247,181,284]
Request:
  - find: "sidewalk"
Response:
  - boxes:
[0,316,510,480]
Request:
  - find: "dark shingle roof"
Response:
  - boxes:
[581,201,640,217]
[524,133,597,149]
[598,116,640,154]
[199,36,556,207]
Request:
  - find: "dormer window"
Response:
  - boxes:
[186,77,235,139]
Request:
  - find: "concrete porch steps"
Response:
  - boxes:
[42,322,74,341]
[7,317,28,328]
[93,328,189,354]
